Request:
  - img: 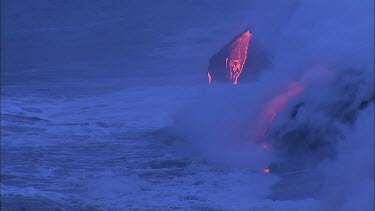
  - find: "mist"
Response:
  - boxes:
[1,0,373,210]
[172,0,373,210]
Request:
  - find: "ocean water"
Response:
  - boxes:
[2,80,303,210]
[1,0,373,210]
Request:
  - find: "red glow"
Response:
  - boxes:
[251,65,331,139]
[263,168,270,173]
[260,143,273,150]
[208,72,212,85]
[252,81,305,139]
[207,29,253,84]
[227,30,252,84]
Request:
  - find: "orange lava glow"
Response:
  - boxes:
[208,72,212,85]
[263,168,270,173]
[260,143,273,150]
[252,81,305,139]
[251,65,332,139]
[227,30,252,84]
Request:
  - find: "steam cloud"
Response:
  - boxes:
[173,0,373,210]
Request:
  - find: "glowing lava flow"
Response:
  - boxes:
[208,72,212,85]
[227,30,252,84]
[252,81,305,139]
[263,167,271,173]
[252,81,305,174]
[207,29,252,84]
[251,66,332,139]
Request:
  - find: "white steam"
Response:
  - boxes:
[173,0,373,209]
[316,105,374,211]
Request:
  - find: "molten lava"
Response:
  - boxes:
[208,29,252,84]
[260,143,273,150]
[227,30,252,84]
[252,82,305,139]
[208,72,212,85]
[251,66,331,139]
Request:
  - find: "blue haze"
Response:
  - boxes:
[1,0,373,210]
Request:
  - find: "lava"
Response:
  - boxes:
[208,72,212,85]
[227,30,252,84]
[252,81,305,139]
[251,65,331,139]
[260,143,273,150]
[208,29,252,84]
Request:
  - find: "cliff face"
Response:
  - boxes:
[207,29,268,85]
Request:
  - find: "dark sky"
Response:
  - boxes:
[1,0,251,85]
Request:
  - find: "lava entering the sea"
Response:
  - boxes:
[251,65,332,140]
[251,81,305,139]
